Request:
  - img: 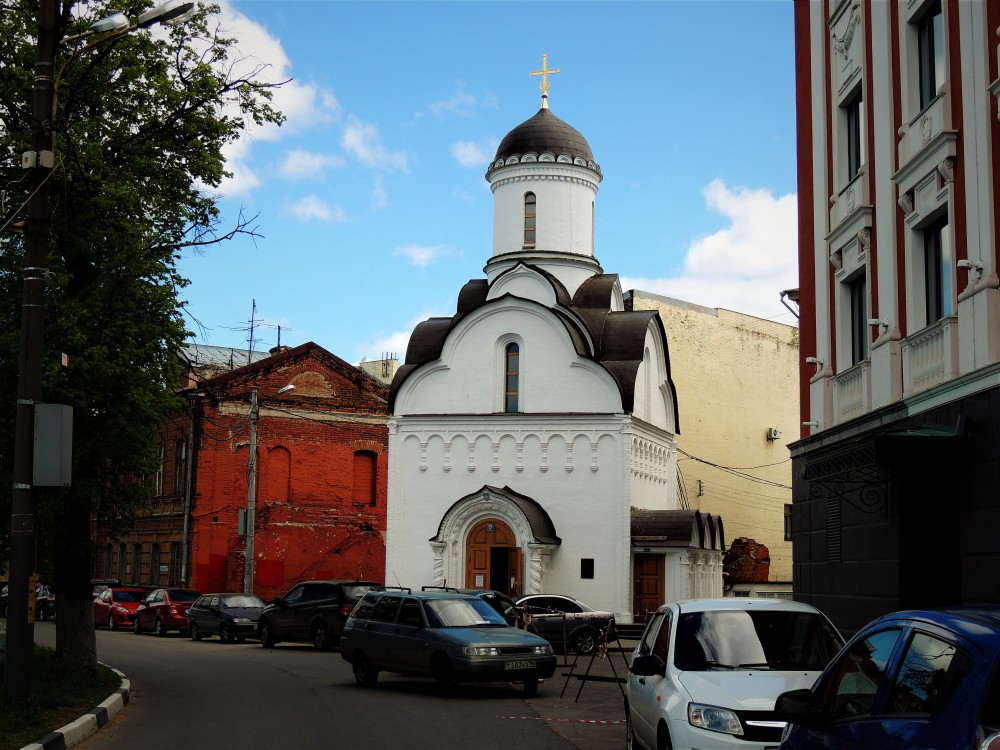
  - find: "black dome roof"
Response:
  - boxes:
[493,107,594,165]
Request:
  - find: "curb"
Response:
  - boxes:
[19,666,130,750]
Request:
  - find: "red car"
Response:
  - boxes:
[94,587,147,630]
[132,588,201,636]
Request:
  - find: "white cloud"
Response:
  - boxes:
[620,179,798,321]
[395,244,445,267]
[428,85,498,119]
[371,175,388,210]
[206,1,341,195]
[451,140,493,168]
[358,308,450,362]
[285,195,348,223]
[341,116,408,171]
[279,149,346,180]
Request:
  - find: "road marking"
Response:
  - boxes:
[497,716,626,725]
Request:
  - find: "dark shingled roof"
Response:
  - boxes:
[388,265,681,434]
[492,108,594,166]
[631,509,726,551]
[433,486,561,545]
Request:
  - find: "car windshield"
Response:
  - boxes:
[222,594,264,608]
[674,609,843,672]
[425,598,508,627]
[342,584,378,601]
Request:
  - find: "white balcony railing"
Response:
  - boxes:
[901,315,959,396]
[832,360,871,424]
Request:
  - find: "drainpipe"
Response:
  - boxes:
[180,394,196,586]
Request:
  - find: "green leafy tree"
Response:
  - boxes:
[0,0,284,675]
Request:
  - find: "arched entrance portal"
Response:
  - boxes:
[465,518,522,597]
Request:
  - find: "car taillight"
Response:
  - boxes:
[980,730,1000,750]
[169,606,179,615]
[339,605,353,616]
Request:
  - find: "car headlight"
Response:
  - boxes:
[232,617,251,624]
[533,644,553,655]
[464,646,502,656]
[114,606,129,614]
[688,704,743,736]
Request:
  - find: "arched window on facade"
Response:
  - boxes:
[352,451,377,506]
[104,543,114,578]
[132,543,142,584]
[505,343,520,413]
[174,439,187,497]
[151,543,160,586]
[154,442,164,496]
[524,192,536,247]
[118,543,127,582]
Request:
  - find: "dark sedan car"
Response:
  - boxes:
[516,593,617,654]
[132,588,200,636]
[258,580,383,650]
[35,585,56,621]
[188,593,266,643]
[776,606,1000,750]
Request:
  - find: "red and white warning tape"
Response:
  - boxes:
[497,716,626,725]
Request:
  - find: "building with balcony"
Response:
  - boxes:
[791,0,1000,633]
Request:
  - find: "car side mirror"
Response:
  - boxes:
[774,688,826,729]
[629,654,666,677]
[270,598,282,606]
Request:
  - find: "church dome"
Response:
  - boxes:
[487,108,598,177]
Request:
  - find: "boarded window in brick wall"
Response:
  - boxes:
[353,451,377,506]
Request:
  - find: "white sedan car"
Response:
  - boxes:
[625,598,844,750]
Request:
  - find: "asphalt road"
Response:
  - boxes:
[31,621,628,750]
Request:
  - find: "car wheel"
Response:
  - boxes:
[190,622,202,641]
[259,620,275,648]
[132,617,141,634]
[571,626,599,655]
[154,618,166,637]
[431,653,455,691]
[311,621,330,651]
[625,705,636,750]
[656,721,673,750]
[219,623,232,644]
[108,613,116,631]
[522,677,539,697]
[353,653,378,687]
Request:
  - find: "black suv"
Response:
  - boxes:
[258,580,383,650]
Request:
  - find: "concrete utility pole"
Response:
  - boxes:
[244,388,259,595]
[5,0,60,699]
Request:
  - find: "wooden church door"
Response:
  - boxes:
[633,554,664,622]
[465,518,520,596]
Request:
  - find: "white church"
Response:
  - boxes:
[385,66,724,623]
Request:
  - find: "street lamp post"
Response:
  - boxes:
[4,0,195,699]
[244,384,294,595]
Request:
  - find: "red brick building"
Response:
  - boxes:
[92,342,389,601]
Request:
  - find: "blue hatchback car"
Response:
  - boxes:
[775,607,1000,750]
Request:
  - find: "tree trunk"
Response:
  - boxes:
[53,491,97,675]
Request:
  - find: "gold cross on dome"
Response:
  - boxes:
[529,53,561,109]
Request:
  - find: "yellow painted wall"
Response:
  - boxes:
[628,291,799,585]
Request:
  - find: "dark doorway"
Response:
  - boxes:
[490,547,510,595]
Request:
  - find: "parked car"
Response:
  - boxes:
[188,593,266,643]
[625,598,844,750]
[132,588,200,636]
[91,578,121,597]
[340,589,556,695]
[35,585,56,621]
[423,587,522,627]
[258,580,383,650]
[516,593,617,654]
[775,606,1000,750]
[94,586,147,630]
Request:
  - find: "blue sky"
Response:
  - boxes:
[179,0,799,363]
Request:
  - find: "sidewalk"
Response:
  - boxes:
[520,640,636,750]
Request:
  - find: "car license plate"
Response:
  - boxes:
[505,660,535,670]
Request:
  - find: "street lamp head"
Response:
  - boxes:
[276,384,295,396]
[90,13,130,34]
[138,1,196,28]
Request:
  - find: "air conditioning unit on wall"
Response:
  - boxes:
[766,427,782,442]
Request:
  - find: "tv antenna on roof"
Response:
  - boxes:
[224,299,292,364]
